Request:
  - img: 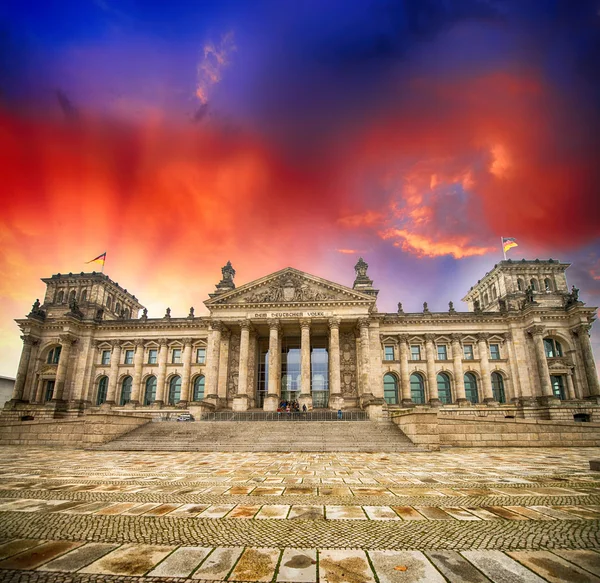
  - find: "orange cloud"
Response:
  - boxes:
[196,31,236,104]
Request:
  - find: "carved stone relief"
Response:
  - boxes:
[243,276,335,303]
[340,331,357,397]
[227,332,241,399]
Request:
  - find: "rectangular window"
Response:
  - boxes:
[101,350,111,365]
[489,344,500,360]
[410,345,421,360]
[172,348,182,364]
[437,345,448,360]
[196,348,206,364]
[148,349,158,364]
[124,349,134,365]
[384,346,395,361]
[463,345,474,360]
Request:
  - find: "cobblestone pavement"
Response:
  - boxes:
[0,446,599,582]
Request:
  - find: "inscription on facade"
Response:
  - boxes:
[253,311,329,319]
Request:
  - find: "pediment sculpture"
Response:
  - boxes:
[243,277,334,303]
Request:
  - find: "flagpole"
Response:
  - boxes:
[501,237,506,261]
[102,252,106,274]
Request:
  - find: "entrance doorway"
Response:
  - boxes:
[281,337,300,404]
[311,338,329,408]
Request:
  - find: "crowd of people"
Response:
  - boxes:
[277,400,307,414]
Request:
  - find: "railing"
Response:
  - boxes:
[198,410,369,422]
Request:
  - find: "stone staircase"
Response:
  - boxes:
[97,420,423,452]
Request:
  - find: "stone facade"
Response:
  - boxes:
[4,258,600,421]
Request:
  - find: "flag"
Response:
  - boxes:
[86,252,106,266]
[502,237,518,253]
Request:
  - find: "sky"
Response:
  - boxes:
[1,0,599,378]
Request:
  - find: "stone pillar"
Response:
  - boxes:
[264,320,280,411]
[104,340,122,407]
[32,375,44,405]
[369,321,384,400]
[504,331,521,403]
[328,318,344,410]
[53,334,76,403]
[398,335,411,405]
[574,324,600,402]
[204,321,222,405]
[299,319,312,411]
[527,325,555,404]
[217,329,231,406]
[9,335,37,404]
[233,321,251,411]
[154,338,169,407]
[130,339,144,406]
[179,339,193,406]
[451,334,467,404]
[477,333,496,404]
[357,318,372,405]
[424,334,440,406]
[566,371,576,401]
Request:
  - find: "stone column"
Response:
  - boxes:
[204,321,222,405]
[504,331,521,403]
[32,375,44,405]
[477,333,495,404]
[357,318,372,405]
[233,321,251,411]
[179,339,193,406]
[104,340,122,406]
[217,329,231,406]
[574,324,600,402]
[566,371,576,401]
[9,335,37,404]
[23,338,40,403]
[53,334,76,403]
[263,320,281,411]
[398,335,412,405]
[130,339,144,406]
[299,319,312,411]
[328,318,344,410]
[451,334,467,404]
[424,334,440,406]
[369,321,384,400]
[154,338,168,407]
[527,325,555,404]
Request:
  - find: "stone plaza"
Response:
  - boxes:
[1,446,600,582]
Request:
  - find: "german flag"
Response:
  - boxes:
[86,252,106,266]
[502,237,518,253]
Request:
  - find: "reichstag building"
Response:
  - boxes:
[6,257,600,417]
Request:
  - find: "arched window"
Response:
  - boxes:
[383,373,398,405]
[168,376,181,405]
[544,278,552,291]
[491,287,497,299]
[106,296,112,309]
[530,278,538,291]
[543,338,563,358]
[69,290,76,303]
[483,293,489,305]
[491,372,506,403]
[437,373,452,404]
[115,302,121,314]
[464,372,479,404]
[193,375,205,401]
[120,376,132,406]
[57,290,64,303]
[124,308,131,319]
[410,373,425,404]
[97,376,108,406]
[551,375,566,400]
[44,380,55,403]
[144,376,157,406]
[81,289,87,302]
[517,278,524,291]
[47,346,62,364]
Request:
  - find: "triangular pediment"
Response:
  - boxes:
[205,267,376,308]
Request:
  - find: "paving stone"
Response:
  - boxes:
[0,540,83,570]
[38,543,119,572]
[502,506,555,520]
[228,504,261,518]
[191,547,243,580]
[391,507,427,520]
[168,503,211,517]
[198,504,236,518]
[362,506,401,521]
[229,547,280,582]
[369,550,446,583]
[326,506,366,520]
[288,505,325,520]
[146,546,212,577]
[255,505,290,519]
[142,503,181,516]
[554,505,600,519]
[426,550,492,582]
[318,549,375,583]
[0,539,44,561]
[551,550,600,576]
[121,502,161,515]
[95,503,141,515]
[507,550,600,583]
[462,550,547,583]
[277,548,317,582]
[79,543,175,575]
[413,507,453,520]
